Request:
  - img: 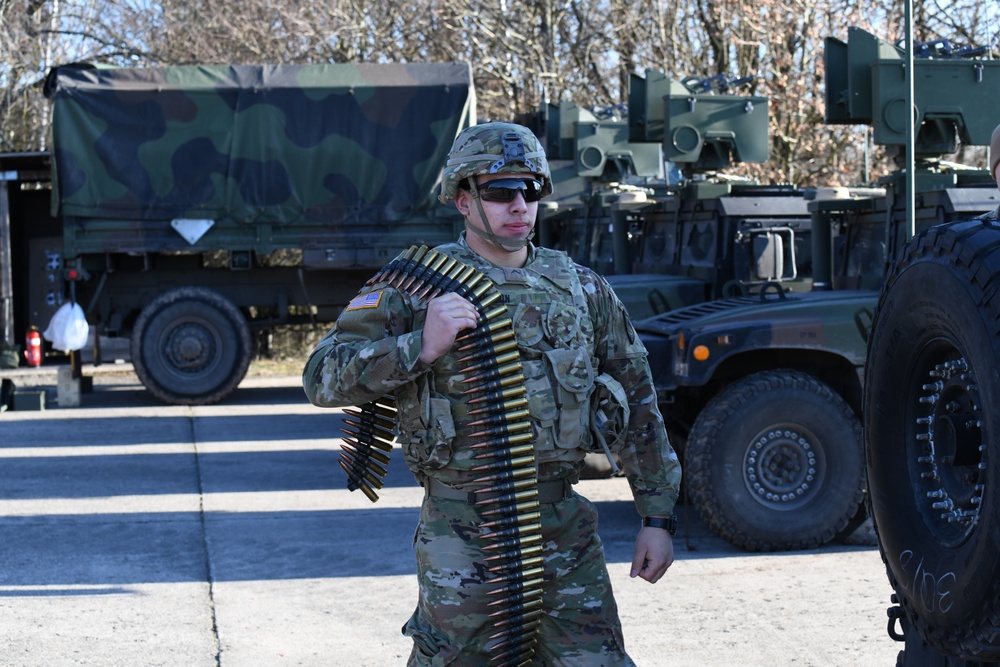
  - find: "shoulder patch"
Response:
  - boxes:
[346,291,383,311]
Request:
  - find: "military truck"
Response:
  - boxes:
[633,27,1000,552]
[2,62,820,408]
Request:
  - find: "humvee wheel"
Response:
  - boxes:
[687,369,864,551]
[865,220,1000,660]
[131,287,252,405]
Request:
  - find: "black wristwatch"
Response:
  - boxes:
[643,515,678,535]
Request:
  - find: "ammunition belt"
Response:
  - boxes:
[338,244,543,666]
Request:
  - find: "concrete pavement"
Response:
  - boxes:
[0,369,902,666]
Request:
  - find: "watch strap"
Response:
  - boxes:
[643,515,678,535]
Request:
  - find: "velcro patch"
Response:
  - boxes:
[346,291,383,311]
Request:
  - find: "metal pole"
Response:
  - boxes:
[905,0,916,240]
[0,180,14,347]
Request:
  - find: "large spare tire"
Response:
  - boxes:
[865,218,1000,660]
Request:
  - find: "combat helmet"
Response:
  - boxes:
[438,122,553,204]
[439,122,552,253]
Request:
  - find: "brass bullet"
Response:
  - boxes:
[480,500,540,518]
[466,396,529,417]
[458,337,517,364]
[468,421,532,440]
[486,587,543,608]
[466,409,530,428]
[476,477,536,500]
[472,455,535,472]
[480,511,541,531]
[344,404,397,423]
[461,361,522,385]
[342,417,396,439]
[469,384,528,405]
[341,433,394,454]
[461,372,524,396]
[482,533,542,552]
[487,555,543,574]
[340,441,391,468]
[455,317,513,345]
[488,597,543,617]
[337,459,380,502]
[482,543,542,563]
[487,569,543,588]
[490,607,542,628]
[488,618,541,640]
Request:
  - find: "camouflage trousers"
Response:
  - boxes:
[402,491,636,667]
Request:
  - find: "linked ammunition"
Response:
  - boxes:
[347,245,543,651]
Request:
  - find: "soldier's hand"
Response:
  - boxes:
[630,526,675,584]
[419,293,479,364]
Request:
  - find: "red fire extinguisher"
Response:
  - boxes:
[24,327,42,367]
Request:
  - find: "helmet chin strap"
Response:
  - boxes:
[466,179,533,253]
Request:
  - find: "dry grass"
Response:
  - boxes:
[248,323,328,377]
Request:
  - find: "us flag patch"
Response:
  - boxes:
[346,291,383,311]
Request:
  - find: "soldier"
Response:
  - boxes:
[302,122,681,666]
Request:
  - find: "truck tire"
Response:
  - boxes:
[131,287,252,405]
[865,219,1000,660]
[686,369,865,551]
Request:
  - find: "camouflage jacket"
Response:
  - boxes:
[303,234,680,517]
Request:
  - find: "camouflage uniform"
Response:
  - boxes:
[303,232,680,665]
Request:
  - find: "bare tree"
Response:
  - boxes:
[1,0,997,186]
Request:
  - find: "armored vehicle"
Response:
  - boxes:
[633,27,1000,552]
[537,71,817,323]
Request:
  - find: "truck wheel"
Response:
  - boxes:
[865,220,1000,660]
[686,369,864,551]
[131,287,252,405]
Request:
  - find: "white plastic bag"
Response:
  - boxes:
[43,302,90,352]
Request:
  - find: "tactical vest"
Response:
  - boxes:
[395,243,598,485]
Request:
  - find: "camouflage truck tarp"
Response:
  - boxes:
[44,62,475,227]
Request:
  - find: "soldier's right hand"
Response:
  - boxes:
[419,293,479,364]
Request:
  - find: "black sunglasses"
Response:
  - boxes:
[475,178,544,203]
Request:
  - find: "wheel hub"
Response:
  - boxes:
[165,323,215,372]
[744,428,820,508]
[915,357,985,540]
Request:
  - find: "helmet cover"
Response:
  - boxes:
[439,122,552,203]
